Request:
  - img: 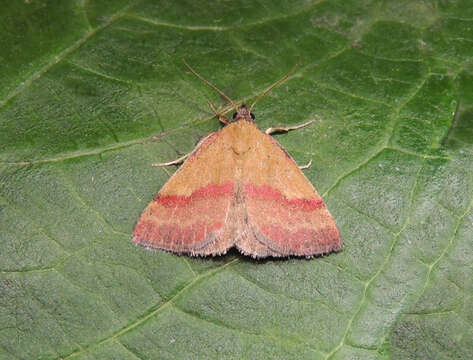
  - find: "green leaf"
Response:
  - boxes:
[1,1,472,359]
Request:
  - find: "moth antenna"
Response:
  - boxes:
[183,60,239,113]
[249,60,301,112]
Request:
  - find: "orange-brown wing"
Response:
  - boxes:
[132,131,237,256]
[237,123,342,257]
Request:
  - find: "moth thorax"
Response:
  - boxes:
[231,123,251,155]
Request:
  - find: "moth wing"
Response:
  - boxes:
[132,131,236,256]
[238,125,342,257]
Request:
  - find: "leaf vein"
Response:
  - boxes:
[0,1,141,110]
[61,258,239,359]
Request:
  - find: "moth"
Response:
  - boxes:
[133,62,342,258]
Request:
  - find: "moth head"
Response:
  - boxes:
[232,104,255,122]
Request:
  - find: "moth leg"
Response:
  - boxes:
[152,132,216,167]
[152,153,190,167]
[208,101,230,125]
[265,119,314,135]
[298,159,312,170]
